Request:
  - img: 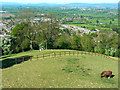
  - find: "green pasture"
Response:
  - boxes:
[68,24,112,31]
[2,50,118,88]
[89,19,118,25]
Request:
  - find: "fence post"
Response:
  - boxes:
[77,52,79,56]
[64,52,66,56]
[60,52,61,57]
[37,55,38,60]
[54,53,56,57]
[69,51,70,56]
[49,53,50,57]
[43,54,44,59]
[23,57,24,63]
[16,58,17,64]
[30,56,32,61]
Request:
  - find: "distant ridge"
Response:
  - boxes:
[0,2,24,6]
[65,3,118,7]
[0,2,118,7]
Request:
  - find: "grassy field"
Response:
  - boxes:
[2,50,118,88]
[68,24,112,31]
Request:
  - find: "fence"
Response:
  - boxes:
[14,51,117,64]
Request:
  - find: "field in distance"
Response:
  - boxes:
[2,50,118,88]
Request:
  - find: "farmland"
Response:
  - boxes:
[67,23,112,31]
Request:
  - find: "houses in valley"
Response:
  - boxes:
[60,24,99,35]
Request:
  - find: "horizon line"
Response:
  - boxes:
[0,2,119,4]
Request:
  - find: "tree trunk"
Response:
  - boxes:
[30,40,33,50]
[46,42,47,50]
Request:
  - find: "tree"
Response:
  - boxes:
[110,21,112,24]
[57,34,72,49]
[1,35,15,55]
[112,18,114,21]
[11,12,60,51]
[81,15,83,18]
[96,20,99,24]
[45,13,60,49]
[94,31,118,55]
[11,23,29,52]
[81,34,95,52]
[71,35,82,50]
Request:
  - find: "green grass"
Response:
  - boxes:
[2,50,118,88]
[89,18,118,25]
[1,49,74,61]
[68,24,112,31]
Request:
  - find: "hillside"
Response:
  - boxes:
[2,50,118,88]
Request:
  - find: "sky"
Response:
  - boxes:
[1,0,119,4]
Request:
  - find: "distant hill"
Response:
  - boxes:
[65,3,118,7]
[0,2,24,6]
[26,3,63,7]
[0,2,118,7]
[0,2,63,7]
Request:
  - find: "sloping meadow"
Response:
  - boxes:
[2,50,118,88]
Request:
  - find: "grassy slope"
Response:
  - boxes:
[1,49,74,60]
[2,50,118,88]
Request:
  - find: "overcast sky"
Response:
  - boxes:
[1,0,119,4]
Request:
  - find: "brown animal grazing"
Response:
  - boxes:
[100,71,112,79]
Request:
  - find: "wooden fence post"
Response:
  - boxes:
[37,55,38,60]
[23,57,24,63]
[43,54,44,59]
[77,52,79,56]
[64,52,66,56]
[69,51,70,56]
[30,56,32,61]
[54,53,56,57]
[60,52,61,57]
[16,58,17,64]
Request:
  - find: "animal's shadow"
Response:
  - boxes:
[101,75,115,78]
